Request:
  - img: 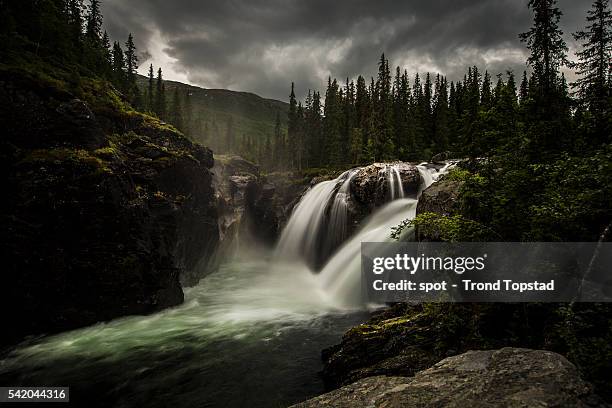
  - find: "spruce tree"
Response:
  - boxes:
[85,0,102,43]
[148,64,155,111]
[67,0,83,51]
[124,34,138,86]
[520,0,571,157]
[101,31,112,78]
[155,68,166,119]
[481,71,493,109]
[573,0,612,143]
[287,82,298,169]
[111,41,125,89]
[519,71,530,104]
[520,0,569,92]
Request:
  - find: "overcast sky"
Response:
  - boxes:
[102,0,590,101]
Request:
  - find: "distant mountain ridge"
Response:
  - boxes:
[136,75,289,152]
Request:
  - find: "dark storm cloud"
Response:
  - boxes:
[101,0,590,101]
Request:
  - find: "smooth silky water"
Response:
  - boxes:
[0,163,452,407]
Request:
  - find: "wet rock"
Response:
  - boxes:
[351,162,420,208]
[212,156,307,254]
[295,348,607,408]
[416,178,463,216]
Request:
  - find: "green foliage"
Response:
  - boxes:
[392,213,495,242]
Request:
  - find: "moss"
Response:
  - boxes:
[93,141,122,160]
[22,148,113,175]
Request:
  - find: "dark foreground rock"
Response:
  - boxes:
[1,68,219,345]
[295,348,607,407]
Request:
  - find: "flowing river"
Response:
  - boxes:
[0,163,452,407]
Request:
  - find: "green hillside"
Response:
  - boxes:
[136,75,288,158]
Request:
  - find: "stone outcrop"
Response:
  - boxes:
[1,68,219,344]
[416,178,463,216]
[213,155,308,258]
[295,348,607,407]
[351,162,420,208]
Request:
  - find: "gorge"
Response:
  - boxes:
[0,155,454,407]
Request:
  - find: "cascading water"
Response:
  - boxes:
[275,169,361,269]
[316,164,451,308]
[0,160,455,408]
[274,177,339,264]
[387,165,405,200]
[324,170,358,258]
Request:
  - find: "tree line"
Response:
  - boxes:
[260,0,610,171]
[1,0,143,106]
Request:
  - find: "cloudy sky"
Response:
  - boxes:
[102,0,590,101]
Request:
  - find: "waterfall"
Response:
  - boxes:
[275,162,454,308]
[275,170,355,266]
[274,178,338,264]
[317,164,449,307]
[386,165,405,200]
[318,198,419,308]
[324,170,358,259]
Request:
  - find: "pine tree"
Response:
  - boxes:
[147,64,155,111]
[433,74,450,152]
[67,0,83,51]
[155,68,166,119]
[101,31,112,78]
[481,71,493,109]
[519,71,530,104]
[376,54,394,160]
[111,41,125,89]
[287,82,298,169]
[520,0,572,157]
[411,73,425,155]
[573,0,612,143]
[85,0,102,43]
[124,34,138,86]
[520,0,569,92]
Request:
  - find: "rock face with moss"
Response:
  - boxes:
[296,348,606,407]
[1,68,219,344]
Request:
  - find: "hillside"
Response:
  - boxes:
[136,75,289,155]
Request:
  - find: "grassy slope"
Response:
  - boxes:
[136,75,289,145]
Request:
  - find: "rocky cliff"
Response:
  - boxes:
[212,155,308,260]
[1,68,219,345]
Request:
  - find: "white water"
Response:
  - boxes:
[326,170,358,253]
[272,161,454,309]
[0,161,454,408]
[388,165,405,200]
[274,177,339,264]
[315,164,449,307]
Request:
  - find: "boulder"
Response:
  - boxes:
[294,348,607,407]
[416,178,463,216]
[351,162,420,208]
